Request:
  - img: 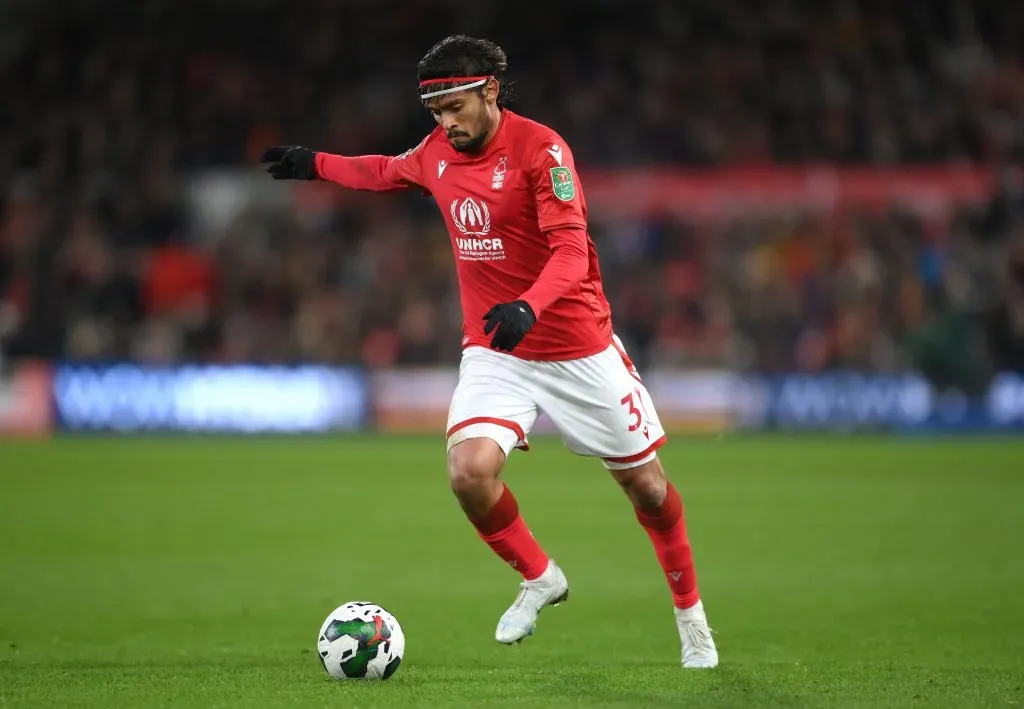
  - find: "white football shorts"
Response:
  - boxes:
[445,335,667,470]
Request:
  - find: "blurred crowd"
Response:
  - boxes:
[1,0,1024,391]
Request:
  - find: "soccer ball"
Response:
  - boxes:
[317,602,405,680]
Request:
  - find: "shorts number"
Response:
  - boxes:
[620,388,649,432]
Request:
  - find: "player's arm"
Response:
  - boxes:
[315,151,422,191]
[517,227,589,317]
[482,137,590,352]
[521,137,590,314]
[260,139,426,191]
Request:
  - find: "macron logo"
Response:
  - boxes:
[547,144,563,166]
[438,160,448,178]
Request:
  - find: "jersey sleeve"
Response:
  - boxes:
[518,226,590,317]
[528,136,587,232]
[315,136,427,191]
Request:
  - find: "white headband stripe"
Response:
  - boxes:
[419,78,489,99]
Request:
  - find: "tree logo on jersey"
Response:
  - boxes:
[491,156,507,190]
[450,197,492,236]
[550,167,575,201]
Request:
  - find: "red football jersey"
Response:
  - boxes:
[316,110,614,361]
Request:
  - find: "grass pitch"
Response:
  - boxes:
[1,435,1022,707]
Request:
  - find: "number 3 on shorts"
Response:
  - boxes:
[620,388,650,432]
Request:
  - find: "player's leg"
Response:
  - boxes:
[607,455,718,668]
[534,336,717,667]
[447,437,549,581]
[446,347,568,644]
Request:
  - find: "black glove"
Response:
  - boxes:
[482,300,536,352]
[260,145,318,180]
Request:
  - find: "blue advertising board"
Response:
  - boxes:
[46,363,1024,435]
[735,372,1024,433]
[53,364,369,433]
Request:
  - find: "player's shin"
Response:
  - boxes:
[448,441,550,581]
[617,462,700,610]
[467,483,551,581]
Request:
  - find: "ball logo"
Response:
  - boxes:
[450,197,491,236]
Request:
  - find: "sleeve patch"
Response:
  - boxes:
[549,167,575,201]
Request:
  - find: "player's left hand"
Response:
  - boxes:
[483,300,536,352]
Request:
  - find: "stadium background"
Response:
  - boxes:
[2,0,1024,434]
[1,2,1022,707]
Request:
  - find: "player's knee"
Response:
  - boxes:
[611,458,668,510]
[447,438,504,496]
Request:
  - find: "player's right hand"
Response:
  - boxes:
[260,145,318,180]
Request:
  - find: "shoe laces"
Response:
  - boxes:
[510,577,547,611]
[680,619,715,651]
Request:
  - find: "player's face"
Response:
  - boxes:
[427,87,495,153]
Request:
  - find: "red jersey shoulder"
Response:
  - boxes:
[396,127,447,192]
[504,113,586,228]
[506,114,579,191]
[505,114,573,165]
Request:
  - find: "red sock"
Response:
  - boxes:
[635,482,700,609]
[470,484,550,581]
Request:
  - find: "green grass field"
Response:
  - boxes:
[1,436,1022,708]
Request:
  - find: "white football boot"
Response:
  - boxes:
[675,600,719,668]
[495,560,569,644]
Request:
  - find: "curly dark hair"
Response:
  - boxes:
[417,35,514,107]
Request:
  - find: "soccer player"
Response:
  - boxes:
[261,35,718,668]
